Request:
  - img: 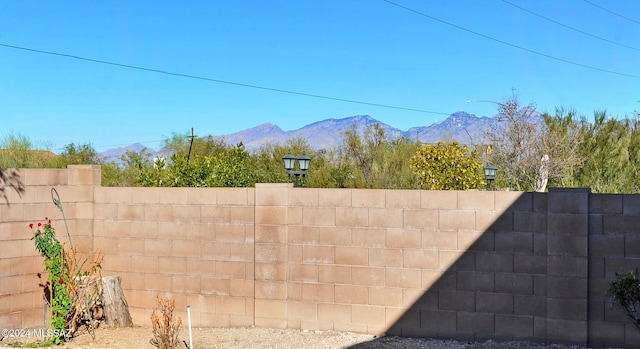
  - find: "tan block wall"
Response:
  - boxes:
[276,188,543,339]
[93,186,256,327]
[1,167,639,348]
[0,165,100,330]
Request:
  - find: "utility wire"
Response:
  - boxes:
[382,0,640,79]
[49,138,170,153]
[582,0,640,26]
[0,43,450,116]
[502,0,640,52]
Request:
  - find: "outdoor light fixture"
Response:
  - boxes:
[484,164,498,191]
[282,151,311,187]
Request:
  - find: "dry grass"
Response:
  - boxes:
[150,296,183,349]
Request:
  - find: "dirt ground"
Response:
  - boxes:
[1,325,604,349]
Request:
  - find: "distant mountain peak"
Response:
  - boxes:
[304,115,374,128]
[449,111,477,119]
[250,123,282,131]
[99,113,503,162]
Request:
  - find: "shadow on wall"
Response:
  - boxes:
[347,189,616,348]
[0,168,25,204]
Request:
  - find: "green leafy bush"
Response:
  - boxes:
[607,269,640,332]
[411,141,485,190]
[30,218,103,345]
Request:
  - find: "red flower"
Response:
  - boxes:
[58,277,64,284]
[37,222,42,227]
[29,223,34,229]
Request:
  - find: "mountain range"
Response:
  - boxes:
[99,111,497,163]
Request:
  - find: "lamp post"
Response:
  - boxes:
[484,164,498,191]
[282,151,311,187]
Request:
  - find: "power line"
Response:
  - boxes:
[501,0,640,52]
[0,43,450,116]
[51,139,166,151]
[382,0,640,79]
[582,0,640,26]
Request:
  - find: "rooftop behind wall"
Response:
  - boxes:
[1,167,639,348]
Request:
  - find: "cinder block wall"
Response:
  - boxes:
[588,194,640,347]
[0,165,100,329]
[93,186,256,327]
[2,167,640,348]
[378,190,548,342]
[264,187,551,340]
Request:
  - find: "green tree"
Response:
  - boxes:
[303,147,352,189]
[336,122,371,187]
[166,152,211,187]
[334,123,419,189]
[250,143,290,184]
[410,141,485,190]
[118,148,155,186]
[540,107,583,189]
[627,117,640,192]
[207,143,254,187]
[143,142,255,188]
[100,162,132,187]
[316,158,354,188]
[573,111,633,193]
[250,137,315,185]
[136,156,170,187]
[0,133,55,168]
[381,136,420,189]
[55,143,100,166]
[162,132,228,159]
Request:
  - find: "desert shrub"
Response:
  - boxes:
[150,296,183,349]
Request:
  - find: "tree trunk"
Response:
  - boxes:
[100,276,133,327]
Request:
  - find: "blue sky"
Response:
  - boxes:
[1,0,639,152]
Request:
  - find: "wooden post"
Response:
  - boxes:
[100,276,133,327]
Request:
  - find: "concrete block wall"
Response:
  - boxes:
[2,166,640,348]
[0,165,100,329]
[588,194,640,348]
[253,184,290,329]
[546,188,590,345]
[276,188,548,340]
[93,186,256,327]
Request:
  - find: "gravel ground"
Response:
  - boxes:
[0,326,622,349]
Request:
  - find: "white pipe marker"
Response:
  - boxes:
[187,305,193,349]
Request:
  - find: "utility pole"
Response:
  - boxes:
[187,128,195,163]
